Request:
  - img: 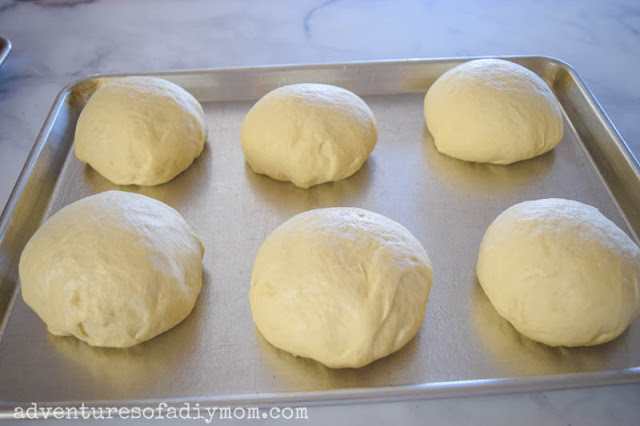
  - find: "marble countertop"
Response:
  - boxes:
[1,0,639,424]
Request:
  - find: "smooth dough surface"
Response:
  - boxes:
[476,198,640,347]
[424,59,563,165]
[249,207,433,368]
[241,83,377,188]
[75,76,207,186]
[19,190,204,348]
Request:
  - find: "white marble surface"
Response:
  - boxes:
[1,0,639,424]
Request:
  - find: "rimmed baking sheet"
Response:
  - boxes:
[0,56,639,413]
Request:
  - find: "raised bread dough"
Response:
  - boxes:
[424,59,563,165]
[75,76,207,186]
[249,207,433,368]
[19,190,204,348]
[476,198,640,347]
[241,83,377,188]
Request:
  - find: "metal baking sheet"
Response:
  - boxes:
[0,37,11,68]
[1,56,639,412]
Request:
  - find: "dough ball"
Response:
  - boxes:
[476,198,640,346]
[75,76,207,186]
[250,207,433,368]
[241,83,377,188]
[424,59,563,165]
[19,190,204,348]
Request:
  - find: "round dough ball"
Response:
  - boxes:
[241,83,377,188]
[249,207,433,368]
[476,198,640,347]
[424,59,563,165]
[19,190,204,348]
[75,76,207,186]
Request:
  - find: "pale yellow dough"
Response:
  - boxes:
[241,83,377,188]
[424,59,563,165]
[477,198,640,347]
[19,191,204,348]
[249,207,433,368]
[75,76,207,186]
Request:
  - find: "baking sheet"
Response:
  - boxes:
[1,57,639,411]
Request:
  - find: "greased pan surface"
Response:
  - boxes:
[0,57,639,411]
